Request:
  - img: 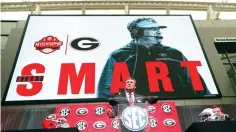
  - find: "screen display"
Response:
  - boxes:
[3,15,220,104]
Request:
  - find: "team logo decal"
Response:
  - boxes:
[149,118,158,128]
[76,120,88,131]
[111,119,120,130]
[76,108,88,116]
[121,106,148,131]
[56,123,70,128]
[162,104,172,113]
[148,105,156,113]
[94,106,105,116]
[93,121,106,129]
[34,35,63,54]
[59,107,70,117]
[46,114,56,120]
[163,119,176,127]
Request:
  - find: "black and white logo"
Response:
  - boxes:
[162,104,172,113]
[59,107,70,117]
[76,108,88,116]
[111,119,120,130]
[148,105,156,113]
[70,37,100,51]
[163,119,176,127]
[76,120,88,131]
[95,106,105,116]
[149,118,158,128]
[46,114,56,120]
[93,121,106,129]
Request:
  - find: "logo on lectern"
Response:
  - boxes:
[121,106,148,131]
[163,118,176,127]
[93,121,106,129]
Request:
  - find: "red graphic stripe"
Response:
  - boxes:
[65,35,69,55]
[17,77,21,82]
[28,76,31,81]
[16,76,44,82]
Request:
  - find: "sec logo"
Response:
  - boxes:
[76,108,88,116]
[76,120,88,131]
[161,104,172,113]
[111,119,120,130]
[163,119,176,127]
[149,118,158,128]
[94,106,105,116]
[59,107,70,117]
[93,121,106,129]
[121,106,148,131]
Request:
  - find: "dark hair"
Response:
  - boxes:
[212,105,223,112]
[128,18,150,39]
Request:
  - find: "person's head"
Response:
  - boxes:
[127,18,167,47]
[125,77,136,93]
[212,105,223,115]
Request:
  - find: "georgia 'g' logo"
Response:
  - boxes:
[70,37,100,51]
[94,106,105,116]
[111,119,120,130]
[121,106,148,131]
[162,104,172,113]
[76,120,88,131]
[56,123,70,128]
[76,108,88,116]
[93,121,106,129]
[163,119,176,127]
[34,35,63,54]
[59,107,70,117]
[46,114,56,120]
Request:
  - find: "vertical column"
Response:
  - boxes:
[125,4,130,15]
[207,5,217,20]
[82,6,86,15]
[33,5,41,14]
[166,7,170,15]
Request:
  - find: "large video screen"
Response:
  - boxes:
[3,15,221,104]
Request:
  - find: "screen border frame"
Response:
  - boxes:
[1,14,222,106]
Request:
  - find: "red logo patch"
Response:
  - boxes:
[34,35,63,54]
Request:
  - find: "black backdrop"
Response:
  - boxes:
[177,104,236,131]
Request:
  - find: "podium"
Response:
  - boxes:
[117,103,150,132]
[185,121,236,132]
[108,96,159,132]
